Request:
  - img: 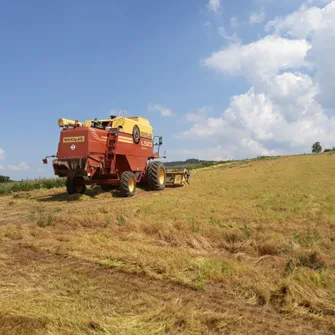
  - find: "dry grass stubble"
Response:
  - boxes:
[0,153,334,334]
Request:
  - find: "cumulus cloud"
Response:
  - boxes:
[186,106,212,123]
[148,104,173,117]
[184,0,335,159]
[266,1,335,109]
[180,81,334,158]
[249,10,266,24]
[207,0,222,13]
[169,145,234,162]
[202,35,311,83]
[8,162,30,171]
[265,2,334,38]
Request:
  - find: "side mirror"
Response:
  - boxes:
[159,137,163,145]
[42,158,48,164]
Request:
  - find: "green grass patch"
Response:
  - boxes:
[0,178,66,195]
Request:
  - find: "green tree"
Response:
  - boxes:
[0,175,11,183]
[312,142,322,153]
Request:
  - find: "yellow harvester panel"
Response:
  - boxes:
[112,117,153,139]
[84,116,153,139]
[59,115,153,139]
[58,118,83,127]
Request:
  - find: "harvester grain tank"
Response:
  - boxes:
[43,115,190,196]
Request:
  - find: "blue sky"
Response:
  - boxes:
[1,0,334,179]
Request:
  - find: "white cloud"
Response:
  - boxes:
[170,142,277,162]
[249,10,266,24]
[218,27,241,44]
[8,162,30,171]
[265,2,335,38]
[207,0,222,13]
[266,1,335,109]
[179,80,335,159]
[183,0,335,159]
[0,148,4,161]
[169,145,233,161]
[148,104,173,117]
[202,35,311,84]
[186,106,212,123]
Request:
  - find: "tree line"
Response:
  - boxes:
[312,142,335,153]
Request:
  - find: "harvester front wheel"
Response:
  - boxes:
[146,161,166,191]
[119,171,136,197]
[66,177,86,195]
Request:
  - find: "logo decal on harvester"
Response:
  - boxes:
[70,144,76,150]
[140,131,152,139]
[63,136,85,143]
[141,140,152,147]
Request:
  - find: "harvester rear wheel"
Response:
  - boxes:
[66,176,86,195]
[119,171,136,197]
[146,161,166,191]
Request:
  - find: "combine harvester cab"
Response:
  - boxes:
[43,115,190,197]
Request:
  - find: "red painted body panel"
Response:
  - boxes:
[54,126,157,185]
[57,127,107,161]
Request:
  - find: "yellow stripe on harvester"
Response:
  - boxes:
[118,136,133,144]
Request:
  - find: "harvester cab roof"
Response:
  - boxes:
[58,115,153,140]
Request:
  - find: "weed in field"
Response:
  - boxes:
[294,233,318,247]
[223,228,245,243]
[2,224,23,240]
[257,239,282,256]
[36,214,54,228]
[117,216,126,226]
[298,252,325,270]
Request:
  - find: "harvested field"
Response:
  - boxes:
[0,154,334,334]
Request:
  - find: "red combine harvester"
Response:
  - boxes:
[43,115,190,197]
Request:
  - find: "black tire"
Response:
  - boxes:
[146,161,166,191]
[132,125,140,144]
[119,171,136,197]
[66,177,86,195]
